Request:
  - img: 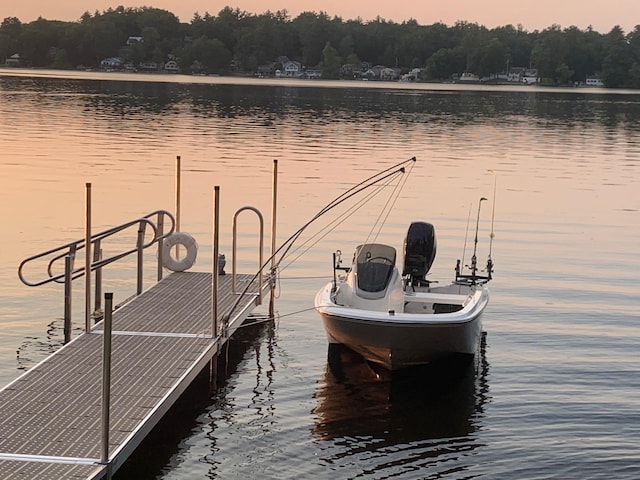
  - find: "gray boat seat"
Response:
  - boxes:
[354,243,397,300]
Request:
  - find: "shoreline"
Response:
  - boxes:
[0,67,627,94]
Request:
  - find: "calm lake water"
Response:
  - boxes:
[1,69,639,479]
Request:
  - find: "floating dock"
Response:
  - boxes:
[2,158,280,478]
[0,271,270,479]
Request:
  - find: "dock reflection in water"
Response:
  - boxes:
[312,334,489,477]
[113,316,275,480]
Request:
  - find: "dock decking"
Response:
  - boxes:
[0,271,268,479]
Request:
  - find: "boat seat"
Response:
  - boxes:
[354,243,397,300]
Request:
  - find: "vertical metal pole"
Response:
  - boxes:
[85,182,92,333]
[64,254,74,344]
[269,160,278,318]
[101,292,113,467]
[210,186,220,392]
[212,186,220,339]
[175,156,181,258]
[136,221,145,295]
[94,240,102,314]
[157,212,165,282]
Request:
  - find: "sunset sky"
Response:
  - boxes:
[4,0,639,34]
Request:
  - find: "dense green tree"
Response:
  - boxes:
[492,24,532,68]
[79,19,125,63]
[234,10,297,70]
[137,8,180,39]
[212,7,245,53]
[1,9,638,88]
[293,11,337,67]
[626,25,640,88]
[338,34,355,59]
[186,35,232,73]
[562,26,604,83]
[321,41,341,78]
[424,47,466,80]
[468,38,508,77]
[17,19,68,66]
[601,26,634,87]
[531,25,570,83]
[52,48,71,69]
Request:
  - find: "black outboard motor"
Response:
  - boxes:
[403,222,437,285]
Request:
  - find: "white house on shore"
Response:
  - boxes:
[100,57,124,69]
[5,53,20,66]
[586,76,604,87]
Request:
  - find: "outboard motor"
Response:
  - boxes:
[403,222,437,285]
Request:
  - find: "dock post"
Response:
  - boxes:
[101,292,114,472]
[175,156,181,258]
[63,252,75,343]
[211,186,220,391]
[156,212,165,281]
[136,221,145,295]
[93,241,102,318]
[85,182,92,333]
[269,159,278,318]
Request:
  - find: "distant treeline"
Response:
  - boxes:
[1,6,640,87]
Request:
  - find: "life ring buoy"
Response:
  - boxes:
[162,232,198,272]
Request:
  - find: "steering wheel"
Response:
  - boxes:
[367,256,394,266]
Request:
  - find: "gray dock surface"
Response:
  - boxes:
[0,271,266,479]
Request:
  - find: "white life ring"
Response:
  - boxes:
[162,232,198,272]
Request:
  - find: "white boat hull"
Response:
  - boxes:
[314,282,488,370]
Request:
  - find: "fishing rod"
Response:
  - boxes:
[456,171,498,284]
[470,197,488,278]
[224,156,417,321]
[279,173,398,272]
[485,170,497,279]
[275,156,416,267]
[488,170,497,260]
[460,202,472,273]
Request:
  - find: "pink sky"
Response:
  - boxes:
[4,0,639,33]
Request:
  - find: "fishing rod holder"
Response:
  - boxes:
[455,256,493,285]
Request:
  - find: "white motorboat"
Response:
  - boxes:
[314,221,493,371]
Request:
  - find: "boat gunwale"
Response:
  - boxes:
[314,282,489,325]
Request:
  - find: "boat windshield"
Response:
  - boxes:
[355,244,397,296]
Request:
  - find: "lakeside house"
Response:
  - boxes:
[101,57,124,69]
[586,76,604,87]
[164,60,180,73]
[5,53,21,67]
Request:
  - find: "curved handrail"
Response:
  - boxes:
[18,210,175,287]
[232,206,264,304]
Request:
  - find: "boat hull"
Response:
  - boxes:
[315,283,487,370]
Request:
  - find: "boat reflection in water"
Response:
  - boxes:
[311,334,489,476]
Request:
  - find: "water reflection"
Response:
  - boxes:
[113,317,275,480]
[311,334,489,476]
[3,74,640,128]
[15,319,80,371]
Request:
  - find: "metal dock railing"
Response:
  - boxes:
[1,158,281,479]
[0,272,271,480]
